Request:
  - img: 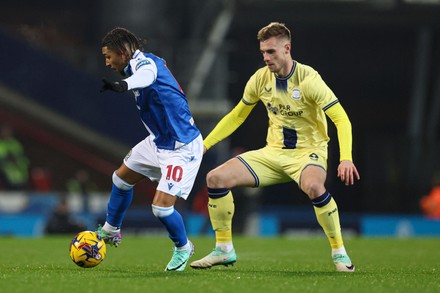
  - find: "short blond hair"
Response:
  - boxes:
[257,22,291,42]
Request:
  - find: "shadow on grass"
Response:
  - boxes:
[94,266,351,279]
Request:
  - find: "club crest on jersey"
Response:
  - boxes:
[309,153,319,160]
[292,88,301,100]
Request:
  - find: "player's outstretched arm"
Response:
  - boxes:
[337,160,360,186]
[203,99,256,151]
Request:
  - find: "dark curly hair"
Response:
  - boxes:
[101,27,144,58]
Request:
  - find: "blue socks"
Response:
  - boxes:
[153,205,188,247]
[106,183,133,227]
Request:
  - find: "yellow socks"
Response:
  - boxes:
[207,188,235,244]
[312,192,344,250]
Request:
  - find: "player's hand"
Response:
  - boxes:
[337,160,360,186]
[203,146,207,155]
[100,78,128,93]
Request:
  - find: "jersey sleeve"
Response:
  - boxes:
[302,71,339,109]
[324,102,353,162]
[242,72,261,104]
[124,57,157,90]
[204,99,256,150]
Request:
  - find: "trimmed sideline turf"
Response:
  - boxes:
[0,236,439,292]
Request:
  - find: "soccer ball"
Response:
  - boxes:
[69,231,106,268]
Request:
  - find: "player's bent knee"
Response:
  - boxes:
[302,181,325,199]
[112,171,134,191]
[207,169,231,188]
[206,170,219,186]
[152,204,174,218]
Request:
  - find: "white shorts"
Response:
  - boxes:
[123,134,203,200]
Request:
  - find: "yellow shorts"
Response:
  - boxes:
[237,146,328,187]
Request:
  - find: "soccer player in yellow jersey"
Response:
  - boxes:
[190,22,360,272]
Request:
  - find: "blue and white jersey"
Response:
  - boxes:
[123,50,200,150]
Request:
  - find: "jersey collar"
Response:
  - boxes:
[275,60,297,80]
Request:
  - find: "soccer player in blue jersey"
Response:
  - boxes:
[96,27,203,272]
[190,22,360,272]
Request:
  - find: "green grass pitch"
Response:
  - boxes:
[0,235,439,292]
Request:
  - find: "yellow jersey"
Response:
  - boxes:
[243,61,339,150]
[204,60,353,162]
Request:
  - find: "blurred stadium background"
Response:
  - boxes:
[1,0,440,237]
